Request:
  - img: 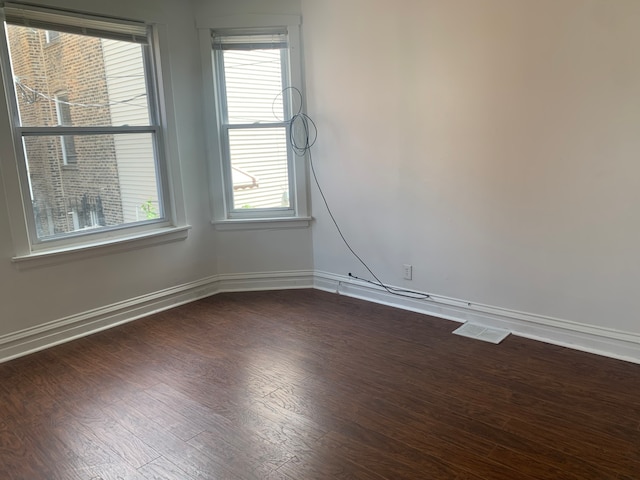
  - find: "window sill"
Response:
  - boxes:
[11,225,191,269]
[212,216,312,231]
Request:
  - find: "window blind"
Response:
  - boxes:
[2,2,148,43]
[212,31,287,51]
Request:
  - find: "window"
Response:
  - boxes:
[44,29,59,44]
[0,3,176,250]
[205,24,309,224]
[54,93,77,165]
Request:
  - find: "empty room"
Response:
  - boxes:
[0,0,638,478]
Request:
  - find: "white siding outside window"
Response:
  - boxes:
[101,39,160,223]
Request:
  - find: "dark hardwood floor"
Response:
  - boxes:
[1,289,639,479]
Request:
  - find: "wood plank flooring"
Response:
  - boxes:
[1,289,639,479]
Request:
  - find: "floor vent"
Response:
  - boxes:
[453,323,510,344]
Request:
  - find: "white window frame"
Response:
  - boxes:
[0,3,188,262]
[199,15,310,230]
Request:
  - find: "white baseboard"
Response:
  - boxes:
[2,268,638,365]
[314,271,640,365]
[0,270,314,364]
[217,270,315,292]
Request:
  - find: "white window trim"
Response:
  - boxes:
[212,216,312,231]
[0,6,188,260]
[199,14,310,229]
[11,225,190,269]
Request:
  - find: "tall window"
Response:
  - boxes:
[54,93,77,166]
[213,31,295,216]
[0,4,169,245]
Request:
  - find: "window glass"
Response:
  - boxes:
[7,26,151,127]
[2,12,165,244]
[22,133,160,238]
[44,29,60,43]
[223,49,284,124]
[54,93,78,165]
[228,127,289,209]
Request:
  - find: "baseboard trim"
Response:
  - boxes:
[314,271,640,365]
[2,269,638,365]
[0,270,314,364]
[217,270,315,292]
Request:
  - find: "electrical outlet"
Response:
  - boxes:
[403,264,413,280]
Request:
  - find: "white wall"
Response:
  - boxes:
[194,0,301,19]
[0,0,312,354]
[302,0,640,338]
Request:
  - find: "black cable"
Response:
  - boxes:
[282,87,429,301]
[347,273,430,298]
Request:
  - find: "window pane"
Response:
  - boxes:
[6,24,151,127]
[59,134,78,165]
[223,49,284,124]
[23,133,161,239]
[45,30,60,43]
[228,127,289,210]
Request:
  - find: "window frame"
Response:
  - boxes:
[215,35,293,217]
[199,15,310,228]
[0,3,188,259]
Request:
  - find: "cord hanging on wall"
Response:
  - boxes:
[280,87,429,301]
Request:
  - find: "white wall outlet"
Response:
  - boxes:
[403,264,413,280]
